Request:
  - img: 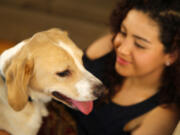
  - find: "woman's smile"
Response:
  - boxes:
[116,56,131,65]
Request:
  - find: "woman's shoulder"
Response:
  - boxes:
[86,34,113,60]
[147,104,179,127]
[131,104,179,135]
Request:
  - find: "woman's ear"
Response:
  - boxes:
[5,56,34,111]
[165,51,178,66]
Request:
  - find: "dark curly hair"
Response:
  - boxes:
[104,0,180,108]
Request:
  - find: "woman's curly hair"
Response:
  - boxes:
[104,0,180,108]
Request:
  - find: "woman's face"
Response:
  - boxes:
[113,9,172,78]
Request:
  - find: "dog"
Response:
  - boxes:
[0,28,105,135]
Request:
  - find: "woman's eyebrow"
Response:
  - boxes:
[121,23,151,44]
[133,35,151,44]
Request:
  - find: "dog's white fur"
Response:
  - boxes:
[0,41,26,76]
[0,28,104,135]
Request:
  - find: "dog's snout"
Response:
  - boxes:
[93,84,106,97]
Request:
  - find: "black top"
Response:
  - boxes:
[69,52,160,135]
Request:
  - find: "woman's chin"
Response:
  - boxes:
[115,63,132,77]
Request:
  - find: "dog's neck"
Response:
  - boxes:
[29,89,52,103]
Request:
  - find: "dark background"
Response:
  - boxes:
[0,0,119,49]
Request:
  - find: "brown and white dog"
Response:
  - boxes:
[0,28,105,135]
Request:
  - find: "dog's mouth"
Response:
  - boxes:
[52,91,93,115]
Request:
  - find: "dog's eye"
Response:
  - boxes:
[56,70,71,77]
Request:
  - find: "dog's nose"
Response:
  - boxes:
[93,84,107,97]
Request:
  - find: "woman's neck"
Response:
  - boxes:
[122,70,163,93]
[112,73,162,105]
[123,77,159,92]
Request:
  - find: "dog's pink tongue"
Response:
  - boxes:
[72,100,93,115]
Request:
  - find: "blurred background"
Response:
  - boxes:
[0,0,119,50]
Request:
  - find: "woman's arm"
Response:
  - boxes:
[131,105,179,135]
[86,34,114,60]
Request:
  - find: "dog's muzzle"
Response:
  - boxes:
[92,83,107,97]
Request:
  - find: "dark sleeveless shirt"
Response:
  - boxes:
[69,52,160,135]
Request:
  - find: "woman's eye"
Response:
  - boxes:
[135,42,145,49]
[119,30,127,37]
[56,70,71,77]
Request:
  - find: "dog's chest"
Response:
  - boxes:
[0,100,48,135]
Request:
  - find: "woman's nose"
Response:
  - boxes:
[114,34,132,55]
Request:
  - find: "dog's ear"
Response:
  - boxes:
[5,56,34,111]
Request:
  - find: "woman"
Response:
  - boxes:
[70,0,180,135]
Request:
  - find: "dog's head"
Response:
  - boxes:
[2,28,106,115]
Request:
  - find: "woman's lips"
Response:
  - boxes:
[116,56,130,65]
